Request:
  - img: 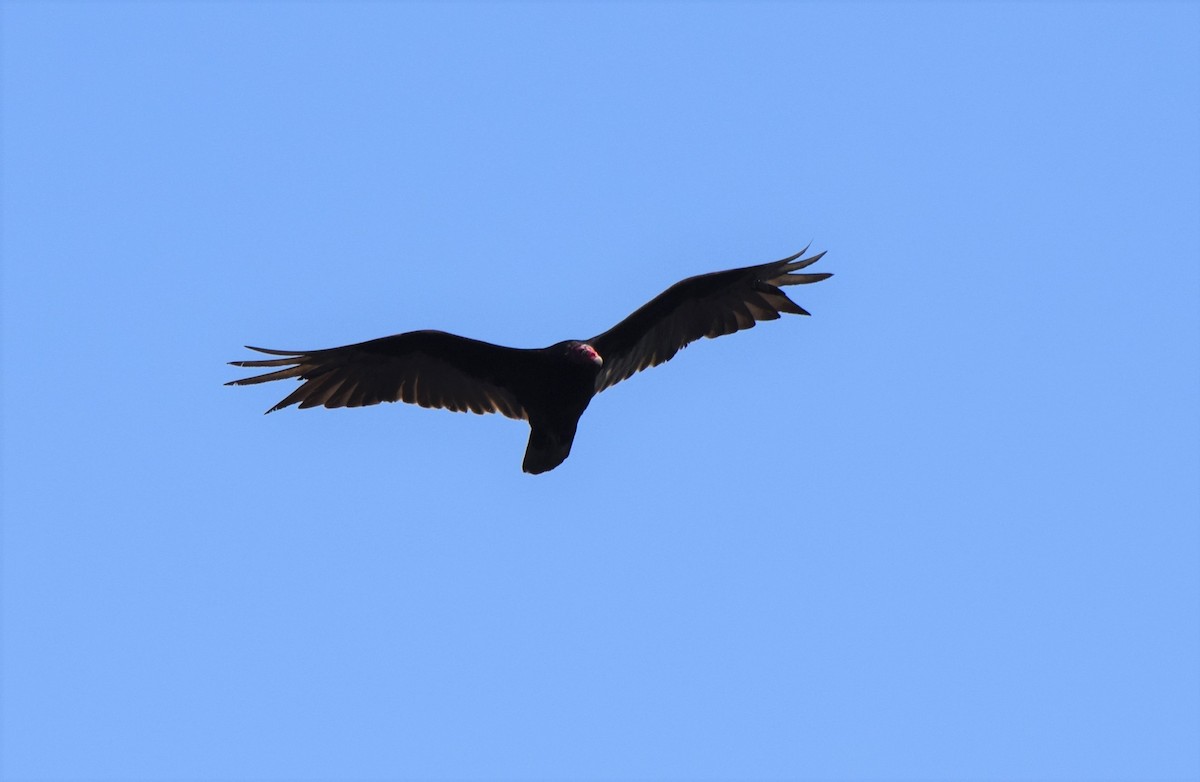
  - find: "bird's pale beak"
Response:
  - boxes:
[575,344,603,366]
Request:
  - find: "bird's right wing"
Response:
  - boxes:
[226,330,529,419]
[589,248,830,392]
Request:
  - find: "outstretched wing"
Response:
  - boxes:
[589,248,831,392]
[226,330,528,419]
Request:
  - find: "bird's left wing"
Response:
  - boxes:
[227,330,529,419]
[589,248,830,393]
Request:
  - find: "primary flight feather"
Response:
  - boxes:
[227,248,831,473]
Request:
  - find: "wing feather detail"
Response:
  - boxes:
[590,249,830,392]
[226,330,529,420]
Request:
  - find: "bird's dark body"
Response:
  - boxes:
[513,342,602,474]
[228,249,831,473]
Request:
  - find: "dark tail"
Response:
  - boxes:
[522,425,577,474]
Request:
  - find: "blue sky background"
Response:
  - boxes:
[3,3,1198,780]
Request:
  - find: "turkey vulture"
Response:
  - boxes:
[227,248,831,473]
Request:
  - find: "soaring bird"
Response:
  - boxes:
[227,248,831,473]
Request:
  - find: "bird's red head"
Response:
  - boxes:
[569,342,603,367]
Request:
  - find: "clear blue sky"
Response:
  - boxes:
[3,3,1198,780]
